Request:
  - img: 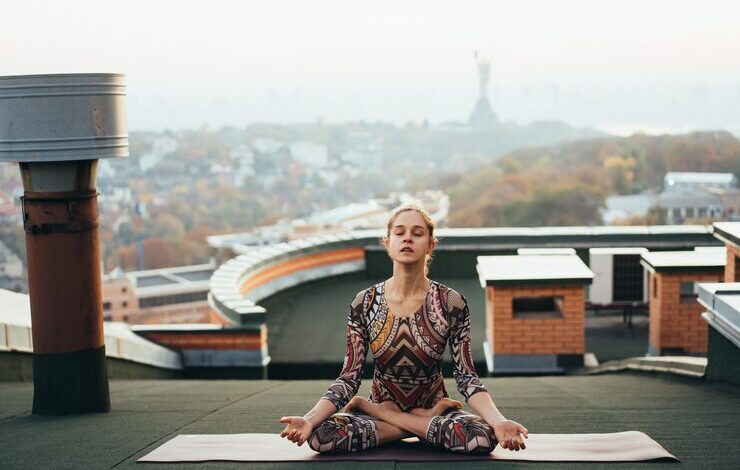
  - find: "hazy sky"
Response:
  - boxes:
[3,0,740,132]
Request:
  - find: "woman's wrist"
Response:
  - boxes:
[488,416,507,427]
[301,414,318,429]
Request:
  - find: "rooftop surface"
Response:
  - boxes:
[0,374,737,469]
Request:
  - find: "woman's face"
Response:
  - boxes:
[384,210,435,267]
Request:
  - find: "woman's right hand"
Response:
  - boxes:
[279,416,314,446]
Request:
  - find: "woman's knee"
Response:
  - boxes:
[467,422,497,454]
[432,414,497,455]
[307,421,340,453]
[467,425,497,454]
[307,413,377,453]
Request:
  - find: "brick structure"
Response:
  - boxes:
[133,324,269,378]
[477,253,593,374]
[713,222,740,282]
[641,248,725,355]
[101,264,213,324]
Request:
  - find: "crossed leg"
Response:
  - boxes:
[346,397,495,454]
[308,397,495,454]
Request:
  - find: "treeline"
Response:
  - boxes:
[442,131,740,227]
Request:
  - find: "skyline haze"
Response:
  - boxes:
[2,0,739,133]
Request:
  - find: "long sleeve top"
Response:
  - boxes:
[321,280,487,412]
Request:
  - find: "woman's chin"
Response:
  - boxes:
[393,258,424,266]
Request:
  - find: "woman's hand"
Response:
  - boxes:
[279,416,314,446]
[492,419,529,451]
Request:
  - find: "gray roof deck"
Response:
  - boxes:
[0,374,737,469]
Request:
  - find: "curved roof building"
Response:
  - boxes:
[208,225,720,377]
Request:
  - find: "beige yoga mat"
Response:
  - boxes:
[138,431,678,462]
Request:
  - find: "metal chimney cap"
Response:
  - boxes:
[0,73,129,163]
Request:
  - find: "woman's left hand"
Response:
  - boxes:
[492,419,529,451]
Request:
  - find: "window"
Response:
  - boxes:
[122,301,128,308]
[139,290,209,309]
[102,301,112,310]
[103,314,112,321]
[121,287,127,293]
[512,296,564,319]
[680,281,697,304]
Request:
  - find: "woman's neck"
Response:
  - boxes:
[387,263,429,298]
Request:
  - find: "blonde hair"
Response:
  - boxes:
[381,203,438,275]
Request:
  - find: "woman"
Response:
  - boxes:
[279,204,528,454]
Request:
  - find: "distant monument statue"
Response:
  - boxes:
[469,51,498,129]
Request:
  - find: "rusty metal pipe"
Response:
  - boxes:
[21,162,110,414]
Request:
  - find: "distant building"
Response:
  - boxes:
[101,263,215,324]
[228,145,256,187]
[98,185,133,209]
[137,136,178,173]
[299,190,448,234]
[252,137,282,154]
[657,191,724,224]
[663,172,736,193]
[603,171,739,224]
[0,240,23,280]
[290,142,329,167]
[0,191,19,228]
[0,243,24,292]
[0,288,183,379]
[207,190,450,254]
[602,194,656,224]
[340,132,384,172]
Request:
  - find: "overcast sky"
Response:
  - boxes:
[3,0,740,133]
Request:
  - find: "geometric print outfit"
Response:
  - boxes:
[309,280,497,454]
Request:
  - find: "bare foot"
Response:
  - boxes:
[409,397,463,417]
[343,397,402,420]
[342,396,371,414]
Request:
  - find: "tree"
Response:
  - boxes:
[603,155,636,194]
[151,213,185,241]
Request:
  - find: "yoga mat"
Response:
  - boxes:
[138,431,678,462]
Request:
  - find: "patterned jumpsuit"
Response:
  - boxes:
[309,280,497,454]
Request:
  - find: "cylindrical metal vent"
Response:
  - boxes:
[0,73,128,162]
[0,73,128,414]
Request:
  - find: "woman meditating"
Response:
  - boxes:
[279,204,528,454]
